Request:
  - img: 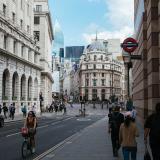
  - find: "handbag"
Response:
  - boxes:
[144,144,151,160]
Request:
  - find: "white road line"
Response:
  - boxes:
[33,132,80,160]
[6,132,21,137]
[5,117,74,138]
[37,125,49,129]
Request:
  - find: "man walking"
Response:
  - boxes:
[10,104,15,120]
[108,106,124,157]
[144,103,160,160]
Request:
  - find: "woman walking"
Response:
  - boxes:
[119,112,139,160]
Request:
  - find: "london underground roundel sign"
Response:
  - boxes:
[121,37,138,53]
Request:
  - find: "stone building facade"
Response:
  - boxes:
[34,0,54,109]
[133,0,160,118]
[0,0,42,113]
[79,39,124,101]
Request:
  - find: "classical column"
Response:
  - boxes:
[17,76,21,103]
[8,73,13,104]
[7,37,13,53]
[0,32,4,48]
[0,67,3,104]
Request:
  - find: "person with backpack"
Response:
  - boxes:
[108,105,124,157]
[24,111,37,153]
[21,103,27,118]
[119,112,139,160]
[144,103,160,160]
[10,104,15,120]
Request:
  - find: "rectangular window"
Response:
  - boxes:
[102,73,104,77]
[94,64,96,69]
[12,12,15,23]
[3,35,7,49]
[13,40,16,53]
[85,79,89,86]
[34,31,40,41]
[21,45,24,57]
[102,65,104,69]
[20,19,23,29]
[3,4,6,16]
[34,17,40,24]
[35,5,42,12]
[93,73,96,77]
[102,79,105,86]
[93,79,97,86]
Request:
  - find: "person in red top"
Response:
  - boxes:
[24,111,37,153]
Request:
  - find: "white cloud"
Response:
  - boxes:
[105,0,134,29]
[83,26,133,43]
[83,0,134,44]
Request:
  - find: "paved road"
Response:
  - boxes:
[0,114,105,160]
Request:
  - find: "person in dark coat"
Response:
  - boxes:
[144,103,160,160]
[108,106,124,157]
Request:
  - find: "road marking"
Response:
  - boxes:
[6,132,21,137]
[5,117,74,138]
[33,133,80,160]
[37,125,48,129]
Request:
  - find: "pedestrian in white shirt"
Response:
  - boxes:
[131,106,137,122]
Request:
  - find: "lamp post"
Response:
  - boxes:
[123,56,132,98]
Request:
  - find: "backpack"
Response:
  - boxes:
[11,106,15,113]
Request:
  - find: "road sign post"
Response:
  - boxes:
[121,37,139,97]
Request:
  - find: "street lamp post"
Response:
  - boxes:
[123,56,132,97]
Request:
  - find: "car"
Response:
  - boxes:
[0,115,4,127]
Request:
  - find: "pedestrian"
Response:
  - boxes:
[126,97,133,111]
[21,103,27,118]
[119,112,139,160]
[131,106,137,122]
[10,104,15,120]
[9,104,12,118]
[144,103,160,160]
[2,103,8,119]
[32,103,37,115]
[108,106,124,157]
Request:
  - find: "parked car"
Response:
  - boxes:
[0,115,4,127]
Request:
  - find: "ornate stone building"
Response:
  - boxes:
[79,39,125,101]
[0,0,53,114]
[34,0,54,109]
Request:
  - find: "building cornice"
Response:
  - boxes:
[41,71,54,83]
[0,13,35,44]
[0,48,43,71]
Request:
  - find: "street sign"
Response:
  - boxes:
[121,37,138,53]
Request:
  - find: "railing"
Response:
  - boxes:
[12,96,17,100]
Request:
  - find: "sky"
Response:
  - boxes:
[49,0,134,47]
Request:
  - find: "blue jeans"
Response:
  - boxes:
[122,147,137,160]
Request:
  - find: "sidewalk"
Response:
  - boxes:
[4,103,108,123]
[36,117,144,160]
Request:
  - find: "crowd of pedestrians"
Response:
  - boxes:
[0,103,16,120]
